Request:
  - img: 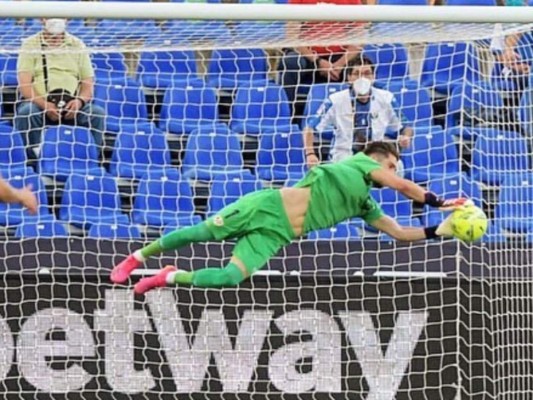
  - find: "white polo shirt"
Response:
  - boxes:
[312,87,405,162]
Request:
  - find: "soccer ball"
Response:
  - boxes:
[451,205,488,242]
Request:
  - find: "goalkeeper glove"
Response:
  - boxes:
[424,192,473,211]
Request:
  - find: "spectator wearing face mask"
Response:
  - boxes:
[302,57,413,169]
[15,18,105,152]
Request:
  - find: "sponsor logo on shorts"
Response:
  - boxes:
[213,216,224,227]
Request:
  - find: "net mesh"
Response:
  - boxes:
[0,8,531,400]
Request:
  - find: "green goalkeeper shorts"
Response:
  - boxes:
[205,189,295,274]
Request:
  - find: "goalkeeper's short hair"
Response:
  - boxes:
[363,141,400,161]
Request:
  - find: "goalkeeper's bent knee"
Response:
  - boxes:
[174,263,246,288]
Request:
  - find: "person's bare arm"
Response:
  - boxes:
[64,77,94,120]
[332,45,361,69]
[18,71,47,109]
[368,215,428,241]
[0,177,38,214]
[303,127,319,168]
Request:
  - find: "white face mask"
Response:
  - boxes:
[353,77,372,96]
[45,19,67,35]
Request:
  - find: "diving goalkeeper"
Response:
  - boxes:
[111,142,466,294]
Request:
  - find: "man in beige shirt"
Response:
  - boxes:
[15,19,104,149]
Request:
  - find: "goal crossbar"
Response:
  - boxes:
[3,2,533,24]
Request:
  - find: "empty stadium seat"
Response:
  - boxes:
[207,48,268,90]
[94,79,150,133]
[495,173,533,233]
[423,174,483,226]
[137,50,198,90]
[401,126,461,183]
[447,126,499,141]
[207,175,264,215]
[181,124,247,180]
[39,126,101,181]
[470,130,530,186]
[91,52,129,82]
[518,88,533,137]
[159,80,219,135]
[0,25,24,48]
[0,172,52,226]
[231,83,292,135]
[447,0,496,4]
[446,80,504,128]
[301,83,348,140]
[0,53,18,87]
[88,222,142,239]
[363,44,409,86]
[371,187,413,219]
[132,168,200,227]
[307,222,360,240]
[421,42,480,95]
[109,123,171,180]
[235,22,286,42]
[387,80,433,126]
[163,20,233,43]
[95,19,161,41]
[0,126,30,175]
[15,220,68,238]
[59,172,130,229]
[256,127,307,181]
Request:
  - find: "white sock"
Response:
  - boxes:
[133,250,146,262]
[166,270,185,285]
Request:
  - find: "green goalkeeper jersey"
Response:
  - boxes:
[294,152,385,233]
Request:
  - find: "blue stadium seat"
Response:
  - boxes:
[88,222,142,239]
[446,80,504,129]
[39,126,101,182]
[0,54,18,86]
[94,79,149,133]
[495,173,533,233]
[401,126,461,183]
[181,124,247,180]
[91,52,129,82]
[363,44,409,86]
[163,20,232,43]
[95,19,161,41]
[423,174,483,226]
[256,127,307,181]
[378,0,427,3]
[159,80,219,135]
[301,83,348,140]
[387,80,433,127]
[207,175,263,215]
[0,172,52,226]
[207,48,268,90]
[0,26,24,48]
[235,21,286,42]
[421,42,480,95]
[471,130,530,186]
[518,88,533,137]
[132,168,199,227]
[447,126,499,141]
[137,50,197,90]
[15,220,68,238]
[109,123,171,180]
[0,126,30,175]
[59,171,129,229]
[371,187,412,218]
[307,222,360,240]
[446,0,496,4]
[231,83,292,136]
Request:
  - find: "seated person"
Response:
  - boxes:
[303,57,413,172]
[15,18,105,151]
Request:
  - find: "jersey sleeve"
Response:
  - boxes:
[345,153,383,178]
[306,98,334,134]
[387,95,405,134]
[361,197,384,224]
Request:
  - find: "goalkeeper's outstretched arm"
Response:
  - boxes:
[368,214,453,242]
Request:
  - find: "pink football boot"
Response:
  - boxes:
[134,266,177,295]
[110,255,142,284]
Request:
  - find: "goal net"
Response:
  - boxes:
[0,2,531,399]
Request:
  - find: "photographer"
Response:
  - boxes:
[15,18,105,153]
